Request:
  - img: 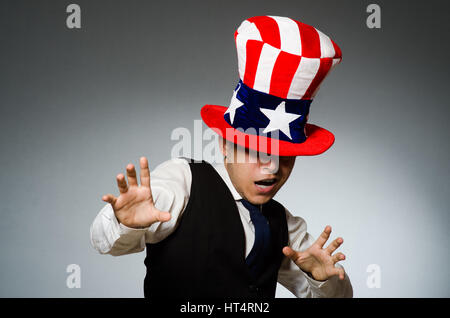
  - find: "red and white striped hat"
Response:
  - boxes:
[201,15,342,156]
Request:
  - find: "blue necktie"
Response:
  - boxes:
[240,199,272,279]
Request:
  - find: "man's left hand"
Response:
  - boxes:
[282,225,346,281]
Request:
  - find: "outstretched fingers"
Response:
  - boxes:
[332,252,346,264]
[331,266,346,280]
[314,225,332,248]
[116,173,128,193]
[126,164,138,187]
[139,156,151,188]
[326,237,344,255]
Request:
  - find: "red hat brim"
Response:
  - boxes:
[201,104,335,156]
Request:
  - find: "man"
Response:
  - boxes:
[90,15,353,298]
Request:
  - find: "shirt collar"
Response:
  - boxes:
[211,162,254,224]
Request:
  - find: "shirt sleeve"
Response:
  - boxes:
[277,208,353,298]
[89,157,192,256]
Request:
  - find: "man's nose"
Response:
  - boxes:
[260,156,279,174]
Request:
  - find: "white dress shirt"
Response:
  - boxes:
[90,157,353,298]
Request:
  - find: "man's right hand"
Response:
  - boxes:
[101,156,171,229]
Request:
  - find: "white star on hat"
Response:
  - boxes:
[260,101,302,140]
[225,83,244,124]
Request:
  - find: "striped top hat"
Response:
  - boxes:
[201,15,342,156]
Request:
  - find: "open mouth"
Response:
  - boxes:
[254,178,277,189]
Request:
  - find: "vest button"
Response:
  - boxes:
[249,285,260,293]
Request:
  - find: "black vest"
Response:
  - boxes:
[143,158,288,299]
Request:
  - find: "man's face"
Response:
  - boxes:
[221,138,296,205]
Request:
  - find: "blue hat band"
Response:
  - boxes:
[223,80,312,144]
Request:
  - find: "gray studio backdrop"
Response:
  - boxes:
[1,0,449,297]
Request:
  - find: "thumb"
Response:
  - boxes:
[155,210,171,223]
[102,194,117,206]
[282,246,298,261]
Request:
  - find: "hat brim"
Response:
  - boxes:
[201,104,335,156]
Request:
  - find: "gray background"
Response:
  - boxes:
[1,0,449,297]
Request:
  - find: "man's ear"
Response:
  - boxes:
[219,136,227,157]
